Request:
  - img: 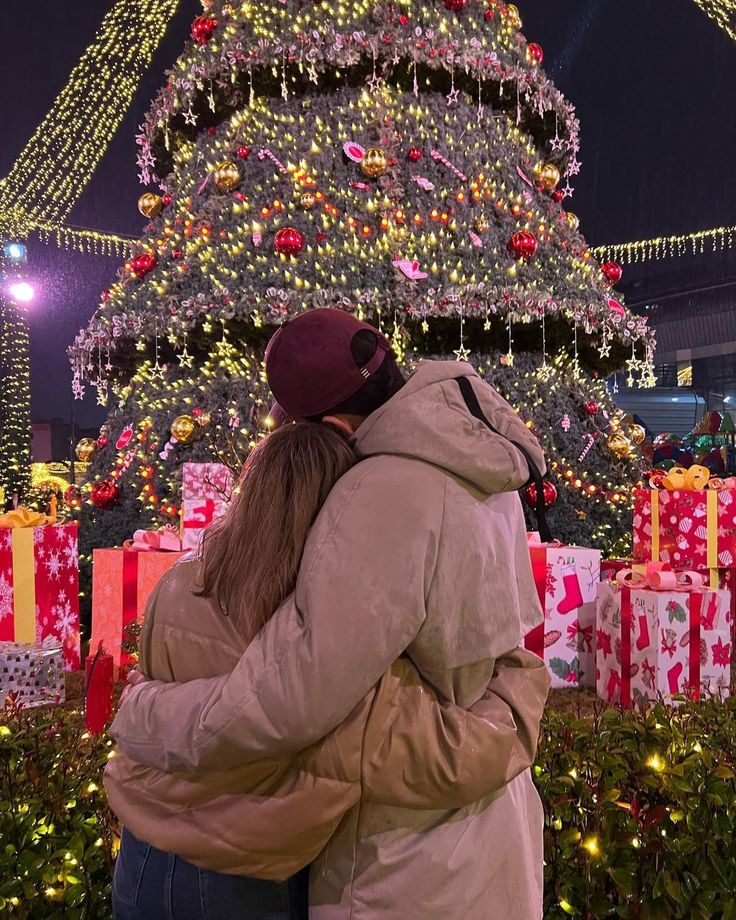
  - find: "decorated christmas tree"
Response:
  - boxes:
[70,0,654,590]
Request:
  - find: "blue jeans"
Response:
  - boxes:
[113,828,310,920]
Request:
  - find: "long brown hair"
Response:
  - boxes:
[199,422,356,643]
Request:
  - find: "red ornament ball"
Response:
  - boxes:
[507,230,538,262]
[130,252,157,278]
[584,401,599,416]
[91,480,119,510]
[101,289,111,302]
[527,42,544,64]
[192,406,203,418]
[96,434,109,449]
[524,480,558,510]
[601,261,623,286]
[162,193,173,206]
[316,231,327,243]
[407,146,423,162]
[64,485,81,509]
[552,189,565,203]
[485,9,495,20]
[237,145,251,159]
[443,0,468,10]
[274,227,304,257]
[191,15,217,44]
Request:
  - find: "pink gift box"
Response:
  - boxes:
[525,541,601,689]
[633,488,736,570]
[181,463,233,551]
[596,582,731,707]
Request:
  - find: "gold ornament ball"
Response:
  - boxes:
[608,432,631,459]
[171,415,197,443]
[361,148,389,178]
[196,411,212,427]
[535,163,561,190]
[213,161,241,192]
[300,192,317,210]
[504,3,522,29]
[629,423,646,445]
[474,215,490,234]
[138,192,163,219]
[75,438,98,463]
[565,212,580,232]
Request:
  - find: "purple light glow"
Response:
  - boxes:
[8,281,35,303]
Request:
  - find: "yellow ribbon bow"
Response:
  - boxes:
[0,507,49,528]
[661,465,711,491]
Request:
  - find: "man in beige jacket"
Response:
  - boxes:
[112,308,548,919]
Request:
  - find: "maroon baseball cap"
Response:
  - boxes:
[265,308,392,418]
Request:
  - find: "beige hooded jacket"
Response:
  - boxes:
[111,360,548,920]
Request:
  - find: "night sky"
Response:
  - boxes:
[3,0,735,428]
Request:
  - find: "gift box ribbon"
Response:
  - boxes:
[182,499,217,530]
[615,567,706,592]
[0,507,49,528]
[650,489,719,569]
[123,527,182,552]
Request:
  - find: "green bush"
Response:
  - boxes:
[537,697,736,920]
[4,695,736,918]
[0,700,115,919]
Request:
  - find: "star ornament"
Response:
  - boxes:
[446,87,460,106]
[178,347,194,368]
[550,135,564,153]
[454,344,471,362]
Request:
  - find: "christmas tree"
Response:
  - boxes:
[70,0,654,602]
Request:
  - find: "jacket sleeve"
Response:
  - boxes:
[110,458,442,774]
[362,648,550,809]
[468,373,547,485]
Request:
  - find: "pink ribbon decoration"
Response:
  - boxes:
[124,526,182,552]
[614,565,706,593]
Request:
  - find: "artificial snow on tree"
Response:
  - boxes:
[69,0,653,623]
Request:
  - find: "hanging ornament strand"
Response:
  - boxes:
[691,0,736,43]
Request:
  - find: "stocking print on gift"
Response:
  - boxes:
[557,564,584,615]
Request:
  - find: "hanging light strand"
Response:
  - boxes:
[593,223,736,266]
[691,0,736,43]
[0,0,180,231]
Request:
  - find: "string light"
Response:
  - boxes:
[0,0,180,231]
[0,250,31,503]
[593,223,736,266]
[691,0,736,43]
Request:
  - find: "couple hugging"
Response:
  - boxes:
[108,307,551,920]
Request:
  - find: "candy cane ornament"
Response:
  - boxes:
[258,148,288,174]
[578,434,595,463]
[430,149,467,182]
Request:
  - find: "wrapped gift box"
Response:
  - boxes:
[525,540,601,688]
[0,638,65,708]
[91,545,188,676]
[0,521,80,670]
[181,462,233,550]
[596,581,731,707]
[633,488,736,570]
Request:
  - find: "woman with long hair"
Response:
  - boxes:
[106,421,549,920]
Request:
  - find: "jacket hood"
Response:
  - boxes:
[352,361,546,495]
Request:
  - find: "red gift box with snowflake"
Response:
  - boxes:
[0,522,80,670]
[633,489,736,570]
[181,462,233,551]
[596,578,731,708]
[524,538,601,689]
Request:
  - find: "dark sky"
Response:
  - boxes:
[2,0,735,427]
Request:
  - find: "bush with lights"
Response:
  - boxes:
[68,0,653,616]
[6,693,736,918]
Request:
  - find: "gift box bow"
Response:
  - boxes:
[657,464,736,492]
[123,527,182,552]
[0,507,49,528]
[615,563,706,592]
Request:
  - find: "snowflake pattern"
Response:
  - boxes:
[0,573,13,622]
